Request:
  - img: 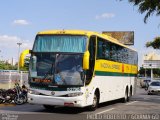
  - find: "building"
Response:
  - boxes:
[142,52,160,79]
[6,58,17,66]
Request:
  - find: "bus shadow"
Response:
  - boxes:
[97,99,123,109]
[41,106,87,114]
[0,99,135,114]
[0,104,86,114]
[41,99,123,114]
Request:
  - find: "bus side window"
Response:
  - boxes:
[110,44,117,61]
[97,38,111,60]
[128,50,133,64]
[123,48,129,64]
[97,40,104,59]
[117,45,122,62]
[102,42,110,60]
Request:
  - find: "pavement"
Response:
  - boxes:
[0,87,160,120]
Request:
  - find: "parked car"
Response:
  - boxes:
[148,81,160,95]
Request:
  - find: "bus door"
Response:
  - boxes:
[86,36,96,84]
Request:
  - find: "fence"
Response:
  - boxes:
[0,70,28,89]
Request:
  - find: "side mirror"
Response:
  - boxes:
[19,49,31,67]
[83,51,90,70]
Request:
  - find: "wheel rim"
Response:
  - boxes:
[15,96,24,104]
[92,94,97,108]
[18,98,23,102]
[125,91,128,101]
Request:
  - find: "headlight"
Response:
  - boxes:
[28,89,40,95]
[67,92,83,97]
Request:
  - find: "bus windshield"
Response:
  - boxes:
[33,35,87,53]
[29,53,84,86]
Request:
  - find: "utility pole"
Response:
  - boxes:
[149,64,153,80]
[17,43,22,73]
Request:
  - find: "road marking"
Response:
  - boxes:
[96,108,115,114]
[143,98,149,100]
[125,101,138,105]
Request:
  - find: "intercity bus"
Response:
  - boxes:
[20,30,138,110]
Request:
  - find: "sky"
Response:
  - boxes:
[0,0,159,68]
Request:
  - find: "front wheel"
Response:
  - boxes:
[14,95,26,105]
[89,93,98,111]
[121,89,129,103]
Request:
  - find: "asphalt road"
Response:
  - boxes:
[0,87,160,120]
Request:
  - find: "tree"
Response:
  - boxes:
[0,60,17,70]
[120,0,160,49]
[139,67,160,78]
[146,37,160,49]
[120,0,160,23]
[0,57,30,71]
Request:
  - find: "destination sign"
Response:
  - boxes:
[33,78,51,83]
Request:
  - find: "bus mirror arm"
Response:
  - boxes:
[83,51,90,70]
[19,49,31,67]
[29,50,32,53]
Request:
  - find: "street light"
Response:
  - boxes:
[17,42,22,72]
[142,64,147,77]
[149,64,153,80]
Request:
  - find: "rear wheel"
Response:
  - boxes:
[6,93,14,103]
[0,92,4,104]
[130,87,132,97]
[121,89,129,103]
[0,97,4,104]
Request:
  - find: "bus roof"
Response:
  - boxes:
[37,30,136,52]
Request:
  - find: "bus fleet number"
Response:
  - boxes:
[67,88,80,91]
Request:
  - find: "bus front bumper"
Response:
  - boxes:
[28,93,86,107]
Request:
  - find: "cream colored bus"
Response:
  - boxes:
[20,30,138,110]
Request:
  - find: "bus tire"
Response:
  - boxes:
[129,86,132,99]
[89,91,99,111]
[121,88,129,103]
[43,105,55,111]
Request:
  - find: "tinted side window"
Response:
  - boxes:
[128,50,138,65]
[110,44,117,61]
[103,41,110,59]
[97,37,138,65]
[97,40,104,59]
[97,38,111,60]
